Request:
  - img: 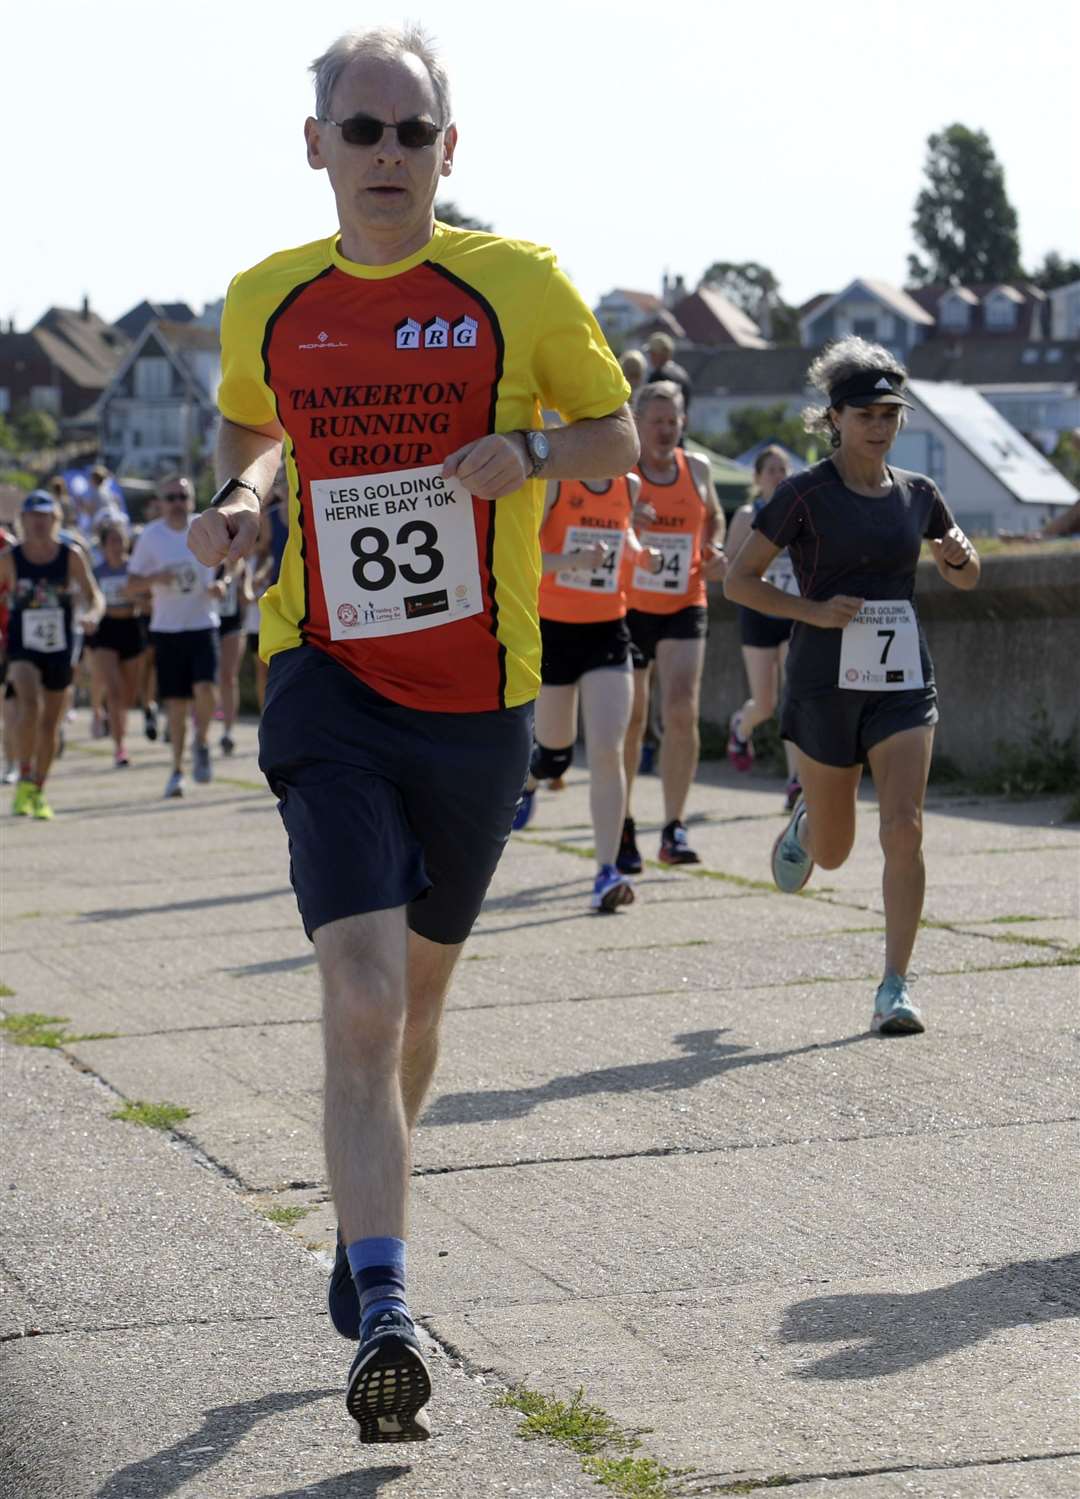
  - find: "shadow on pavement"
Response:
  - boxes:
[81,888,293,922]
[423,1028,868,1125]
[780,1252,1080,1379]
[95,1387,401,1498]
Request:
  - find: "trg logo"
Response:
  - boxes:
[395,313,479,350]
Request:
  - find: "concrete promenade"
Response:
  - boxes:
[3,717,1079,1498]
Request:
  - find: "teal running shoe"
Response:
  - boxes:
[771,796,813,893]
[871,973,925,1036]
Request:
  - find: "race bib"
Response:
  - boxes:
[172,563,200,595]
[311,465,483,640]
[22,607,67,653]
[838,601,924,691]
[99,574,128,605]
[764,552,799,597]
[555,526,625,593]
[220,577,239,615]
[633,531,693,596]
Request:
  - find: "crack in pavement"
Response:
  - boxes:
[0,1309,321,1344]
[684,1447,1080,1494]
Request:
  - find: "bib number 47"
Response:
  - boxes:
[351,521,445,592]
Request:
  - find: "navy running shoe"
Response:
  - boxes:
[616,816,643,874]
[328,1231,360,1340]
[346,1309,432,1442]
[511,786,535,831]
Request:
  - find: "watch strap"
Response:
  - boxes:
[210,477,261,509]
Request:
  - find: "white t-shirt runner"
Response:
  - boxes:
[128,518,219,632]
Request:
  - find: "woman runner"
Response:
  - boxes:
[724,337,980,1036]
[90,524,144,767]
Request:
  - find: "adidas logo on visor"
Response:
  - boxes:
[875,377,892,390]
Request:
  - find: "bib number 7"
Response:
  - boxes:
[351,520,445,592]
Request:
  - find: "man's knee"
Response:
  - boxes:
[320,942,405,1057]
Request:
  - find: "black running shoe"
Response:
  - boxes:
[144,706,158,742]
[346,1310,432,1442]
[328,1230,360,1340]
[616,816,643,874]
[659,819,700,865]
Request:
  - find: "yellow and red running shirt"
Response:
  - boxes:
[626,449,709,615]
[538,478,634,624]
[217,224,628,713]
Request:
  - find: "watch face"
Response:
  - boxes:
[532,431,550,461]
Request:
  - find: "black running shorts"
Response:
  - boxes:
[627,605,708,668]
[218,609,243,638]
[259,646,533,945]
[738,605,793,650]
[781,686,938,768]
[92,615,146,662]
[151,628,219,700]
[7,647,73,694]
[540,615,631,687]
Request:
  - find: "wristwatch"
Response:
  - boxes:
[210,477,261,509]
[520,429,550,479]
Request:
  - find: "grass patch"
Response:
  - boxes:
[494,1385,686,1498]
[110,1099,191,1130]
[0,984,14,998]
[985,913,1047,924]
[215,775,268,792]
[260,1204,312,1228]
[0,1012,119,1048]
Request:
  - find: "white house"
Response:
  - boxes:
[895,380,1077,535]
[99,321,221,477]
[799,279,936,358]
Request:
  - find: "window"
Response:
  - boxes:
[29,385,61,413]
[134,357,171,399]
[852,317,877,339]
[890,429,945,482]
[939,295,970,331]
[1021,347,1040,364]
[0,387,9,414]
[1045,348,1063,364]
[985,294,1016,330]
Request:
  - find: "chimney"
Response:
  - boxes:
[81,295,90,321]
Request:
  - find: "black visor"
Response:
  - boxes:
[828,370,913,410]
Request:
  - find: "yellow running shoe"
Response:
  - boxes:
[31,788,54,821]
[12,779,36,816]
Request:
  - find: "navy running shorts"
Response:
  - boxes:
[151,628,219,700]
[7,647,73,694]
[259,645,533,945]
[540,615,631,687]
[627,605,708,668]
[781,685,938,768]
[738,604,793,650]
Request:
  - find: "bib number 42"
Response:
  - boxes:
[351,520,445,592]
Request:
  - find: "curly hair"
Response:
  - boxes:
[802,336,908,444]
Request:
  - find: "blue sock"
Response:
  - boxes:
[346,1236,411,1339]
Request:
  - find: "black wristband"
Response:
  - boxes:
[210,477,261,509]
[944,555,970,570]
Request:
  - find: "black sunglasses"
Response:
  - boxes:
[321,113,444,149]
[163,492,188,502]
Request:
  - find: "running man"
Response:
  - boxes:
[513,472,662,911]
[725,446,802,809]
[619,382,727,870]
[187,24,636,1442]
[1,491,103,819]
[128,475,224,798]
[725,336,980,1035]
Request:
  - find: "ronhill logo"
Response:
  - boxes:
[396,315,478,350]
[299,330,348,350]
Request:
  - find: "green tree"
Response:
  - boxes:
[908,124,1022,285]
[435,201,493,231]
[1029,251,1080,292]
[13,407,59,451]
[0,413,17,453]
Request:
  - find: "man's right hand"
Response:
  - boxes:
[810,594,865,629]
[188,499,260,567]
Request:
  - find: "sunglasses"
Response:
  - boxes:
[163,493,188,502]
[321,113,444,149]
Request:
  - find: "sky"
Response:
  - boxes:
[4,0,1078,331]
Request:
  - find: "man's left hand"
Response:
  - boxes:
[702,544,728,583]
[442,434,528,500]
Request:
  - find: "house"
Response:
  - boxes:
[0,301,127,423]
[594,289,666,345]
[906,282,1048,340]
[1048,280,1080,340]
[671,347,814,437]
[99,320,221,477]
[894,380,1076,534]
[799,278,937,358]
[908,338,1080,452]
[114,300,197,342]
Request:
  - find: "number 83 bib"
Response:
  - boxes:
[311,465,483,640]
